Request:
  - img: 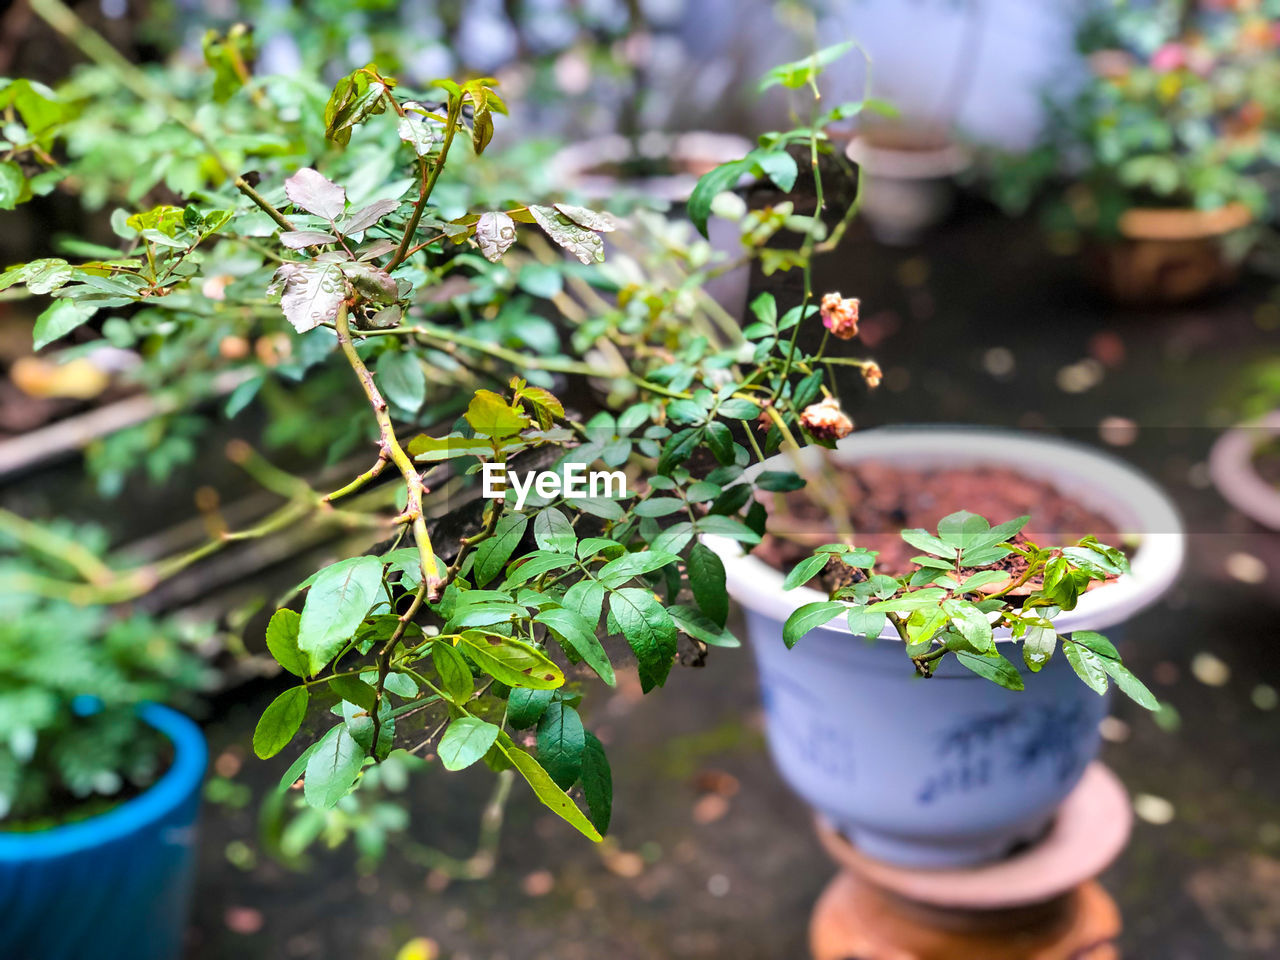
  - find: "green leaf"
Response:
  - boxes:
[473,513,528,586]
[33,299,98,351]
[749,149,799,192]
[718,399,762,419]
[759,41,854,91]
[846,606,887,642]
[668,604,740,648]
[1102,660,1159,710]
[562,578,605,628]
[598,550,679,587]
[535,607,616,686]
[329,674,378,713]
[687,543,728,628]
[458,631,564,689]
[537,700,586,789]
[943,598,995,653]
[937,511,990,550]
[534,507,576,553]
[496,734,601,841]
[298,556,384,674]
[1022,626,1056,673]
[687,159,749,237]
[517,262,564,298]
[756,470,806,492]
[0,160,25,210]
[634,497,686,518]
[783,553,828,591]
[1070,630,1120,660]
[528,204,604,264]
[696,515,762,544]
[378,351,426,414]
[253,687,309,759]
[432,640,475,702]
[507,688,554,729]
[959,570,1011,593]
[955,651,1025,691]
[265,608,309,677]
[438,717,501,770]
[1062,640,1109,695]
[465,390,530,438]
[275,739,323,792]
[900,528,956,559]
[580,731,612,834]
[303,723,366,809]
[705,421,734,464]
[608,587,678,692]
[783,601,847,648]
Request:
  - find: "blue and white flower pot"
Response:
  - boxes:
[706,427,1184,868]
[0,704,207,960]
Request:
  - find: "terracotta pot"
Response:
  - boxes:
[1209,410,1280,529]
[550,132,754,320]
[1086,203,1252,305]
[844,133,971,246]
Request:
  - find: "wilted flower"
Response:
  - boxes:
[862,362,883,389]
[799,397,853,440]
[820,292,860,340]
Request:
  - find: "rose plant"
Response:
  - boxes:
[0,8,1158,858]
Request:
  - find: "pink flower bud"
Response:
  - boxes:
[1151,43,1187,72]
[862,362,883,389]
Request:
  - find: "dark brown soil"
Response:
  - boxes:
[756,462,1122,594]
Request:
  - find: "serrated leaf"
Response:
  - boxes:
[533,507,576,553]
[475,210,517,262]
[956,651,1025,690]
[598,550,679,587]
[507,688,554,728]
[341,198,399,235]
[437,716,500,771]
[688,543,728,628]
[535,607,615,686]
[397,108,441,157]
[668,604,740,647]
[783,553,828,591]
[537,700,585,789]
[284,167,345,220]
[553,203,617,233]
[266,608,309,677]
[1102,660,1159,710]
[473,513,528,586]
[608,587,677,692]
[431,640,475,703]
[279,230,337,249]
[303,723,365,808]
[900,528,957,558]
[580,731,611,834]
[1062,640,1109,695]
[1022,626,1056,672]
[253,686,309,759]
[270,262,346,333]
[458,630,564,689]
[298,556,384,674]
[329,674,378,713]
[782,601,846,648]
[528,204,604,264]
[943,598,995,653]
[497,734,601,841]
[846,606,887,642]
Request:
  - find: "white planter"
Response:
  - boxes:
[845,136,972,246]
[704,426,1184,868]
[1209,411,1280,530]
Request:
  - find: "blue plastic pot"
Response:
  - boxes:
[706,427,1184,868]
[0,704,207,960]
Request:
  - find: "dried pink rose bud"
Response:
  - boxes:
[799,397,854,441]
[820,292,860,340]
[862,361,883,389]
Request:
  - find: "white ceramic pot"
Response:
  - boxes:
[1209,411,1280,529]
[704,426,1184,868]
[550,132,753,319]
[845,137,971,246]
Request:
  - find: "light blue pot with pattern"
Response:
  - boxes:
[706,427,1183,869]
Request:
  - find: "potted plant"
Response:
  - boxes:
[704,427,1183,867]
[3,5,1172,885]
[988,0,1278,304]
[1210,359,1280,529]
[0,527,208,959]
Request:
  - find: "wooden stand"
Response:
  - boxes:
[810,763,1132,960]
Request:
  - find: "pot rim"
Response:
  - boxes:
[550,131,754,204]
[1117,203,1252,241]
[703,425,1185,639]
[844,136,972,180]
[0,703,206,861]
[1208,410,1280,529]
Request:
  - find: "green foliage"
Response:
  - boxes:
[0,532,208,827]
[780,511,1157,709]
[990,1,1280,234]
